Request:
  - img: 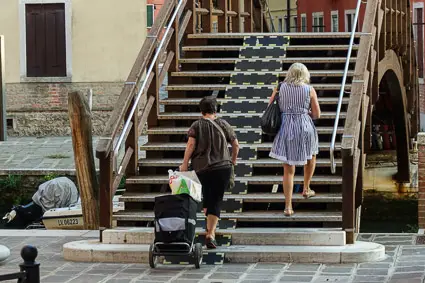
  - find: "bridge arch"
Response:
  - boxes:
[376,50,411,182]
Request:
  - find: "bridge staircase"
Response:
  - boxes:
[64,0,419,264]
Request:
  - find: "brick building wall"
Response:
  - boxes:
[297,0,365,32]
[6,82,123,136]
[418,133,425,228]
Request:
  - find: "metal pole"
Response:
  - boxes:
[286,0,290,32]
[0,36,6,141]
[19,245,40,283]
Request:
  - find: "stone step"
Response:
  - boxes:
[113,210,342,222]
[126,175,342,185]
[187,32,366,39]
[146,126,343,135]
[179,57,357,64]
[120,192,342,203]
[157,111,344,120]
[159,97,350,105]
[140,142,341,152]
[101,227,345,246]
[137,158,342,168]
[63,240,385,264]
[165,84,351,91]
[171,70,354,77]
[182,45,359,52]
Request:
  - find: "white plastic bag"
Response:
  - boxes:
[168,170,202,202]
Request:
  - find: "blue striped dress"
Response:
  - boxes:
[269,82,319,166]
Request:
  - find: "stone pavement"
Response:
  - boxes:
[0,136,147,175]
[0,231,425,283]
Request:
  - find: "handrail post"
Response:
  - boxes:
[342,151,356,244]
[125,100,138,176]
[329,0,363,174]
[99,153,113,241]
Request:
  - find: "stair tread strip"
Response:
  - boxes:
[137,157,342,166]
[187,32,367,39]
[120,192,342,202]
[114,210,342,221]
[171,70,355,77]
[126,175,342,184]
[140,142,340,151]
[182,45,359,51]
[165,84,352,90]
[179,57,357,63]
[159,97,350,105]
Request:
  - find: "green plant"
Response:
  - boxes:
[403,224,419,233]
[0,175,22,190]
[43,173,59,181]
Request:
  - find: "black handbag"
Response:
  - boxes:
[261,96,282,136]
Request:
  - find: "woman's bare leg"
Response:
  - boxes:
[303,155,316,195]
[283,164,295,213]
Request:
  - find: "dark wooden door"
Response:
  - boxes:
[26,4,66,77]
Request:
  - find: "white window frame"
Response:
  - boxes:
[345,9,357,32]
[19,0,72,82]
[312,12,324,33]
[331,10,339,32]
[300,13,307,32]
[414,2,425,82]
[278,17,283,32]
[147,4,155,28]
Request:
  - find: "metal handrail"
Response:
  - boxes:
[329,0,363,174]
[261,0,275,32]
[113,0,184,171]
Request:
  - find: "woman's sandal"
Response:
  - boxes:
[302,188,316,199]
[284,208,294,217]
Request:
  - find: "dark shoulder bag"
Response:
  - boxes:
[204,118,235,189]
[261,87,282,136]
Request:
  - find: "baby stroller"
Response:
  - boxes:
[149,194,203,269]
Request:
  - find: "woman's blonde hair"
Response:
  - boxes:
[284,63,310,86]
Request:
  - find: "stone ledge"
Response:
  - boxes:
[63,240,385,264]
[102,228,346,246]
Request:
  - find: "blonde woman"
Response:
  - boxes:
[269,63,321,216]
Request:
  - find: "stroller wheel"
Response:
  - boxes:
[149,244,157,268]
[194,243,203,269]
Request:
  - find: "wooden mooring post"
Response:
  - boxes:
[68,91,99,230]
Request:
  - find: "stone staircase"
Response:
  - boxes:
[115,33,358,229]
[63,32,386,264]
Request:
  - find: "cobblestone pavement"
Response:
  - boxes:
[0,232,425,283]
[0,136,147,175]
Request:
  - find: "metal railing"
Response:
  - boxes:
[0,246,40,283]
[112,0,185,173]
[261,0,275,32]
[329,0,363,174]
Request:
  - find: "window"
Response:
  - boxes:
[331,11,339,32]
[293,16,298,32]
[278,18,283,32]
[345,10,358,32]
[25,4,66,77]
[147,4,154,28]
[212,21,218,33]
[301,14,307,32]
[312,12,324,32]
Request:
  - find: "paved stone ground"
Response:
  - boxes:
[0,136,147,175]
[0,231,425,283]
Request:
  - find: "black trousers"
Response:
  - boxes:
[197,166,231,218]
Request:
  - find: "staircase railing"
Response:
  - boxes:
[329,0,362,175]
[341,0,418,244]
[95,0,266,240]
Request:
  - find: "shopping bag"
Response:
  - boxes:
[261,98,282,136]
[168,170,202,202]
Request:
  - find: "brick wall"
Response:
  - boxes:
[5,82,125,136]
[420,83,425,114]
[418,133,425,228]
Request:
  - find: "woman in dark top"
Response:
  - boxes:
[180,96,240,249]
